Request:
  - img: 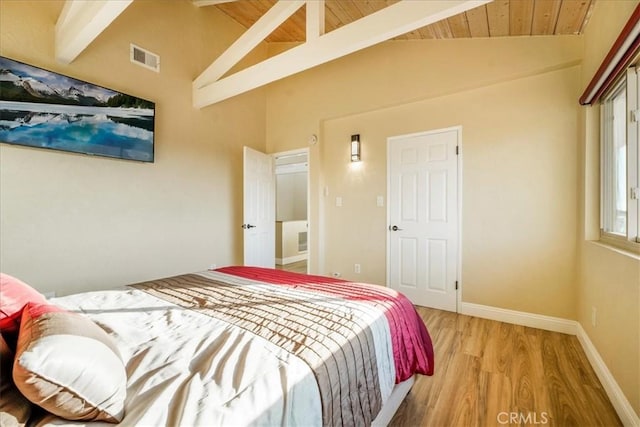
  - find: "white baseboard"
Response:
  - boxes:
[459,302,578,334]
[275,254,308,265]
[575,324,640,427]
[458,302,639,426]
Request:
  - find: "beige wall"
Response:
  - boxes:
[276,220,307,262]
[276,172,307,221]
[578,0,640,415]
[266,36,582,319]
[0,0,267,296]
[322,66,579,319]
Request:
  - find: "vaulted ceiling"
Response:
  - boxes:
[209,0,595,43]
[55,0,595,109]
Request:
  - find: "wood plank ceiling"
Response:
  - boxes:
[213,0,595,42]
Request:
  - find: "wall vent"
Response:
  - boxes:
[130,44,160,72]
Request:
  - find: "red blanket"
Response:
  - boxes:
[216,266,434,382]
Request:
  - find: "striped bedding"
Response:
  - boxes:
[37,267,433,427]
[214,267,435,383]
[133,267,434,426]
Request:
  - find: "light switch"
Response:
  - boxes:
[336,196,343,207]
[376,196,384,207]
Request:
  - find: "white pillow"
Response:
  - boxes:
[13,302,127,423]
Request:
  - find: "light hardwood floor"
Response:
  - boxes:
[390,306,621,427]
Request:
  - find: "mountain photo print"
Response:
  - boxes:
[0,56,154,162]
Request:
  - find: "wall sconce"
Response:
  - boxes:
[351,134,361,162]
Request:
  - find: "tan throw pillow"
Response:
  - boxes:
[13,302,126,423]
[0,333,32,427]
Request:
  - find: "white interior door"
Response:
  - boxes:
[387,128,460,311]
[243,146,275,267]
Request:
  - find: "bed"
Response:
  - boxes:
[0,267,434,427]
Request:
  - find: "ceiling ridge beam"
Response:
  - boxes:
[56,0,133,64]
[193,0,491,108]
[194,0,306,89]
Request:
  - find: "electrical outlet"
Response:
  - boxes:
[332,272,341,277]
[354,264,361,274]
[592,306,597,327]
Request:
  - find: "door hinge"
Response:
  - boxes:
[455,280,458,290]
[455,146,459,155]
[632,110,640,123]
[631,187,640,200]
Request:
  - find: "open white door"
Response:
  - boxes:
[387,128,460,312]
[243,146,275,267]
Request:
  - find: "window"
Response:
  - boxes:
[600,67,640,251]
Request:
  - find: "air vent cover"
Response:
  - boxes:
[130,44,160,72]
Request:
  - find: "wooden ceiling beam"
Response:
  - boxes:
[193,0,491,108]
[194,0,305,89]
[307,0,326,41]
[55,0,132,64]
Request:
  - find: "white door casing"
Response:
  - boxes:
[243,146,275,268]
[387,127,460,312]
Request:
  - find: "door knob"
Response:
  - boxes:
[389,225,403,231]
[242,224,256,229]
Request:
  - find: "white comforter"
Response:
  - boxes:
[36,271,396,426]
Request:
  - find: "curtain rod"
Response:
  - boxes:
[580,4,640,106]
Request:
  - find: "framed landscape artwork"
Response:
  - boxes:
[0,56,155,162]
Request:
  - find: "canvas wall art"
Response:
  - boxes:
[0,56,154,162]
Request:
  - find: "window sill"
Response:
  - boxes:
[589,240,640,260]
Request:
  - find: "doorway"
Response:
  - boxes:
[273,149,309,274]
[387,127,461,312]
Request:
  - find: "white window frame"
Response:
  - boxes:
[600,67,640,252]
